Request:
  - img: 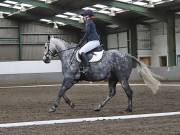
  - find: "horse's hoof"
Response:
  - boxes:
[94,105,101,112]
[48,107,56,113]
[70,103,75,109]
[94,108,101,111]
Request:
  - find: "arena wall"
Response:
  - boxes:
[0,61,180,86]
[0,19,79,61]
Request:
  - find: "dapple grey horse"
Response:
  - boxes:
[43,37,160,113]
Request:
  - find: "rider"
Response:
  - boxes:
[79,9,100,73]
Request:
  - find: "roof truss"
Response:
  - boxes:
[0,0,176,29]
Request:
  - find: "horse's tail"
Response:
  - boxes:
[129,55,161,94]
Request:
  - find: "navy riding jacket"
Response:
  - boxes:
[80,19,99,43]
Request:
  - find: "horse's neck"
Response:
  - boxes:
[61,49,73,60]
[53,38,76,66]
[56,43,73,61]
[60,49,75,72]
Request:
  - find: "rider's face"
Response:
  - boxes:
[79,16,90,24]
[83,16,90,21]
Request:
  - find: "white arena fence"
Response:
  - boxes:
[0,60,180,85]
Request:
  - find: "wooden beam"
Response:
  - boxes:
[128,24,137,57]
[167,12,176,66]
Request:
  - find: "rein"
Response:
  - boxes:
[46,41,77,57]
[56,46,77,55]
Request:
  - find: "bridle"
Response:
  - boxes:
[44,41,55,57]
[44,35,81,65]
[45,40,78,58]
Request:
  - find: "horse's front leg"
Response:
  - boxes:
[49,79,74,113]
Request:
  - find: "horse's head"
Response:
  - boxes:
[43,36,57,63]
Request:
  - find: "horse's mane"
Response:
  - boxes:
[51,37,77,49]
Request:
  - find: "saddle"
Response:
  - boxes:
[76,46,104,63]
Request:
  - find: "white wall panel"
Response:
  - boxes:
[22,45,44,60]
[0,46,18,61]
[107,33,118,49]
[176,19,180,33]
[107,32,128,53]
[0,60,61,74]
[151,35,167,67]
[118,32,127,48]
[176,33,180,54]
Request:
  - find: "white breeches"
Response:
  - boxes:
[79,40,100,54]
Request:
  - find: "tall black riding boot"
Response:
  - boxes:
[80,53,90,73]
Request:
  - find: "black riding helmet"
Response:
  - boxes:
[81,10,94,17]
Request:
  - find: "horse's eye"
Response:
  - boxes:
[45,46,47,49]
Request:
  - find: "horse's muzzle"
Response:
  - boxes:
[43,56,51,63]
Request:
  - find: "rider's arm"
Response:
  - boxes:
[79,22,91,46]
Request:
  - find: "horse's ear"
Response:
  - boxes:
[48,35,50,41]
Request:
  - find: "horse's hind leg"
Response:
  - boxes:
[63,94,75,108]
[121,79,133,112]
[94,77,117,111]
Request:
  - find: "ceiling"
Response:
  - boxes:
[0,0,179,30]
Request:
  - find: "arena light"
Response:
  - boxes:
[46,0,58,3]
[40,18,52,23]
[109,7,123,12]
[63,12,78,16]
[152,0,174,5]
[12,4,21,10]
[38,0,46,2]
[98,10,110,15]
[133,1,148,6]
[56,21,66,26]
[69,17,80,21]
[56,14,68,18]
[176,11,180,15]
[0,2,11,7]
[40,19,65,28]
[21,3,34,8]
[146,0,174,5]
[82,7,97,12]
[38,0,58,3]
[150,0,163,2]
[93,4,108,9]
[4,0,18,5]
[38,0,50,3]
[45,0,52,4]
[109,7,125,15]
[115,0,132,2]
[0,11,10,15]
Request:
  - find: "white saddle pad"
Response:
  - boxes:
[76,50,104,63]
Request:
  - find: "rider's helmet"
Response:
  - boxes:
[81,10,94,17]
